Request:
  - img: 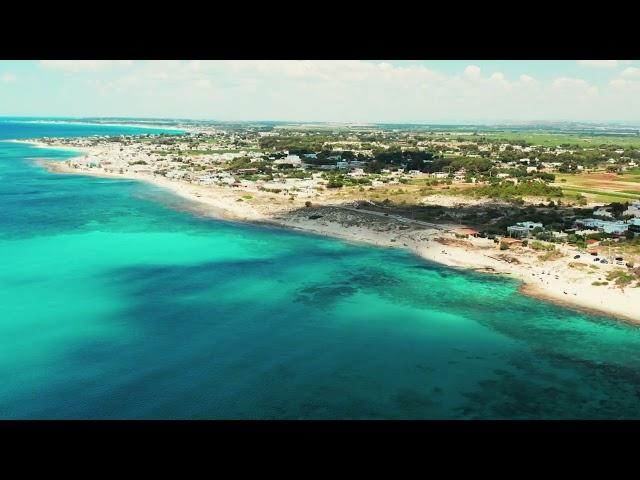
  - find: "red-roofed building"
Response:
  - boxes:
[454,228,480,238]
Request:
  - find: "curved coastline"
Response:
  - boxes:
[23,139,640,325]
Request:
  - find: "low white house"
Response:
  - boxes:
[574,229,600,236]
[274,154,302,166]
[593,207,613,218]
[577,218,629,235]
[507,221,544,238]
[623,200,640,218]
[601,221,630,235]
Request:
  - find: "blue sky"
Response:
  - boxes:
[1,60,639,123]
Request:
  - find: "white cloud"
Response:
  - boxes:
[576,60,620,69]
[463,65,481,79]
[40,60,133,72]
[8,60,640,123]
[2,72,16,83]
[518,74,536,84]
[621,67,640,78]
[609,79,630,89]
[552,77,598,95]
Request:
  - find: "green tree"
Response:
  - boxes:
[609,202,627,218]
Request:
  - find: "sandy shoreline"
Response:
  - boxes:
[21,140,640,324]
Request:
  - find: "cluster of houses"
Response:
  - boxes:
[574,200,640,235]
[574,217,640,235]
[503,203,640,242]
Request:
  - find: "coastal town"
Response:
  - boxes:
[22,122,640,321]
[10,56,640,423]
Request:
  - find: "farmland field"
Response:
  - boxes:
[555,172,640,203]
[480,131,640,148]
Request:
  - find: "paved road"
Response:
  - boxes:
[335,205,449,231]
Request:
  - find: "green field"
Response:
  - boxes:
[561,185,640,202]
[480,131,640,148]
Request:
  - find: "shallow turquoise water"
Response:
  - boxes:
[2,121,640,419]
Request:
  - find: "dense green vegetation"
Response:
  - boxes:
[457,180,563,200]
[321,173,372,188]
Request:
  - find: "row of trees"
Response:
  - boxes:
[461,180,563,201]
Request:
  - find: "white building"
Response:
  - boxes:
[577,218,606,229]
[542,162,562,169]
[593,208,613,218]
[574,229,600,236]
[507,221,544,238]
[577,218,629,235]
[601,221,630,235]
[623,200,640,218]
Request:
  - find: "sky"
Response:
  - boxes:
[1,60,640,124]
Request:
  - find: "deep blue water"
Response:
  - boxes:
[2,120,640,419]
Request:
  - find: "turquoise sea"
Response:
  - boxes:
[2,119,640,419]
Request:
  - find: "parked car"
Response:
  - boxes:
[573,255,581,259]
[600,259,608,264]
[593,258,600,262]
[590,252,598,256]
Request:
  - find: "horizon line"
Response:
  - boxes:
[2,115,640,128]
